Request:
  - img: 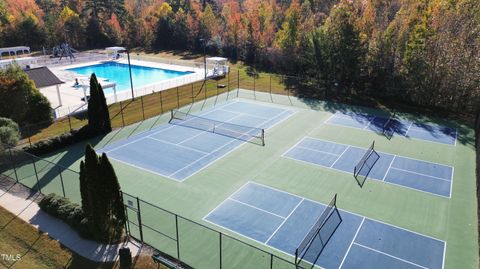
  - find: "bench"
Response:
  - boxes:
[152,254,180,269]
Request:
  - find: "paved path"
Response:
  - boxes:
[0,183,141,262]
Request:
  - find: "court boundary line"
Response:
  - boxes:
[295,145,342,158]
[282,135,454,175]
[146,137,209,155]
[389,167,452,182]
[204,181,446,268]
[105,100,295,183]
[381,156,396,182]
[265,198,304,244]
[324,113,457,146]
[173,108,296,182]
[282,153,452,199]
[247,181,446,244]
[330,146,350,168]
[103,100,238,154]
[339,217,365,268]
[301,137,454,178]
[353,242,427,269]
[169,109,295,179]
[229,198,286,219]
[406,128,457,146]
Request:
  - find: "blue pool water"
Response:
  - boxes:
[68,62,193,94]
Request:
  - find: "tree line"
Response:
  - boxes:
[0,0,478,113]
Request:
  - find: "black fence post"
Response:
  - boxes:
[136,197,143,242]
[175,215,180,260]
[253,75,256,99]
[26,125,32,147]
[204,81,207,99]
[269,75,272,94]
[8,148,19,182]
[237,70,240,97]
[119,101,126,127]
[58,166,66,198]
[270,254,273,269]
[219,233,222,269]
[67,115,72,131]
[140,96,145,120]
[31,157,41,194]
[191,83,194,100]
[176,87,180,108]
[159,91,164,114]
[227,71,230,100]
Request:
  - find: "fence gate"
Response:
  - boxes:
[122,193,143,242]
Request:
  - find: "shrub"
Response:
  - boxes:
[0,117,20,147]
[23,125,97,155]
[39,193,89,238]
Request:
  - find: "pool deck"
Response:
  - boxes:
[42,58,205,117]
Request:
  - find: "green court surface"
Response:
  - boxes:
[2,89,477,268]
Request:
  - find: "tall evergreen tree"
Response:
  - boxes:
[87,73,111,133]
[79,144,125,242]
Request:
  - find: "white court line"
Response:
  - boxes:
[215,108,270,121]
[146,137,209,155]
[265,199,304,244]
[248,181,447,243]
[325,112,457,146]
[204,181,446,267]
[169,108,294,179]
[229,198,286,219]
[106,154,183,182]
[389,167,452,182]
[353,243,427,269]
[173,112,245,146]
[403,122,414,136]
[339,218,365,268]
[103,100,237,154]
[295,146,342,158]
[362,116,377,130]
[330,146,350,168]
[381,156,396,181]
[303,137,454,177]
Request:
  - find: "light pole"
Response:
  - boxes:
[200,38,207,80]
[120,49,134,100]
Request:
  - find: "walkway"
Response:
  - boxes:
[0,180,141,262]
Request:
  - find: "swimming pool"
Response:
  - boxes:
[67,62,193,94]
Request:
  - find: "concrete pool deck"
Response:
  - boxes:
[42,58,205,117]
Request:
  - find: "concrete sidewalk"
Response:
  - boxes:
[0,182,141,262]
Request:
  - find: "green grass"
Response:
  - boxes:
[0,203,170,269]
[6,89,478,268]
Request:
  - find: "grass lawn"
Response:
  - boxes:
[0,205,166,269]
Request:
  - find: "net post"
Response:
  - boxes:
[175,215,180,260]
[58,166,66,198]
[169,110,175,123]
[294,249,298,265]
[219,232,222,269]
[8,147,19,182]
[31,157,41,193]
[136,196,144,242]
[262,129,265,146]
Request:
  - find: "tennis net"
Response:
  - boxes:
[295,194,341,264]
[353,141,380,187]
[382,112,396,139]
[169,110,265,146]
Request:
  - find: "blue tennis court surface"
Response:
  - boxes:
[283,137,453,198]
[326,112,457,145]
[204,182,445,269]
[99,100,294,181]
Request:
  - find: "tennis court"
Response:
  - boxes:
[204,182,445,269]
[325,112,457,145]
[98,100,294,181]
[283,137,453,197]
